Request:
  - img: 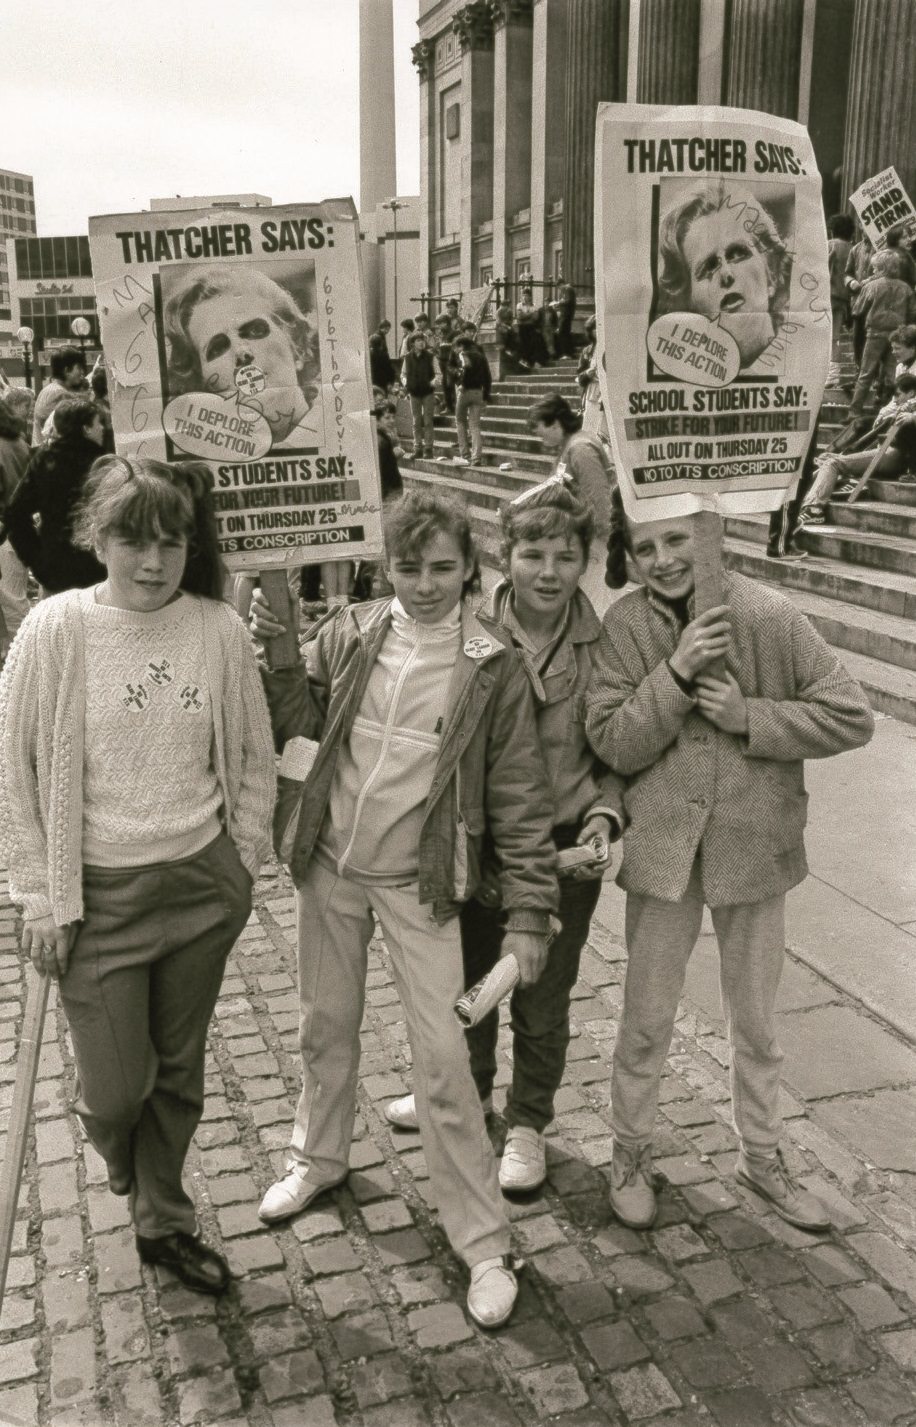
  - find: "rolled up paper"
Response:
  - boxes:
[455,954,520,1029]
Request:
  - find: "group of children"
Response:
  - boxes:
[0,448,874,1328]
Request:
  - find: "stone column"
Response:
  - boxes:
[562,0,627,291]
[529,0,567,281]
[454,2,495,291]
[490,0,534,284]
[842,0,916,201]
[411,40,435,298]
[724,0,804,119]
[636,0,701,104]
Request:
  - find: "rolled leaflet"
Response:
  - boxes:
[454,954,520,1029]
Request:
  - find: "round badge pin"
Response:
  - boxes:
[234,363,266,398]
[463,636,493,659]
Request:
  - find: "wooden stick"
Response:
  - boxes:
[692,509,727,679]
[260,569,300,670]
[845,425,896,505]
[0,968,50,1309]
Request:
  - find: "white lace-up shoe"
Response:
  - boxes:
[385,1091,493,1131]
[385,1094,419,1130]
[498,1126,546,1192]
[257,1164,345,1223]
[467,1254,521,1328]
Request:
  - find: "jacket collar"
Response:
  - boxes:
[347,595,506,661]
[483,579,601,645]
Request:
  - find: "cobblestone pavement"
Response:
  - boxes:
[3,858,916,1427]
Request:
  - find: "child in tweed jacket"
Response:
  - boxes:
[585,493,874,1234]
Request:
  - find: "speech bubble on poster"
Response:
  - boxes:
[646,312,740,387]
[163,393,272,462]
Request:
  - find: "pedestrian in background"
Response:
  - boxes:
[402,331,437,458]
[6,398,107,594]
[31,346,87,445]
[0,456,275,1295]
[452,334,491,467]
[0,396,32,649]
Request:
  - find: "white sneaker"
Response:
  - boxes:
[498,1125,546,1192]
[498,462,512,471]
[385,1093,418,1130]
[257,1164,345,1223]
[467,1255,520,1329]
[453,456,470,467]
[386,1091,494,1131]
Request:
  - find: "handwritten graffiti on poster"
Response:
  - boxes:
[595,105,830,521]
[158,259,326,461]
[89,202,383,571]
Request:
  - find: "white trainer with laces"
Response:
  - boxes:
[385,1091,493,1131]
[467,1255,521,1328]
[258,1164,346,1223]
[498,1125,546,1191]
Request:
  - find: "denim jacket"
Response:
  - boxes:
[262,596,559,928]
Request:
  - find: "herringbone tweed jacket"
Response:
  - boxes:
[585,574,874,906]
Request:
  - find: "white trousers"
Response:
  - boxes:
[290,860,510,1267]
[612,859,786,1156]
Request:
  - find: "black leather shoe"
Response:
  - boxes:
[136,1232,231,1295]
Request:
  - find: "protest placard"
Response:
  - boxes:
[88,201,383,571]
[595,105,830,522]
[848,166,916,249]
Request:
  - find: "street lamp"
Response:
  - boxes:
[71,316,91,357]
[382,199,407,336]
[16,326,34,391]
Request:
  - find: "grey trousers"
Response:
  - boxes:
[612,859,786,1156]
[59,834,251,1237]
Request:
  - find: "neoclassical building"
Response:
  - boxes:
[411,0,916,305]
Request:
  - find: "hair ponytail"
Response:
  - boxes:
[605,486,630,589]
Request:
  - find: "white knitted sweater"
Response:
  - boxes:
[0,588,277,925]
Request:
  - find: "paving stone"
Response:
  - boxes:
[706,1386,779,1426]
[607,1254,675,1296]
[779,1006,916,1098]
[743,1339,816,1391]
[157,1281,218,1322]
[362,1399,431,1427]
[0,1337,39,1386]
[390,1262,451,1307]
[848,1232,916,1305]
[797,1172,869,1230]
[100,1295,149,1364]
[682,1259,743,1305]
[644,1295,708,1340]
[669,1337,744,1388]
[290,1206,345,1242]
[555,1279,617,1326]
[301,1236,362,1275]
[247,1307,310,1357]
[95,1228,143,1293]
[739,1245,806,1287]
[803,1243,866,1286]
[655,1154,715,1186]
[706,1212,773,1250]
[165,1322,229,1376]
[518,1362,590,1416]
[497,1316,568,1368]
[314,1270,378,1318]
[259,1349,325,1404]
[609,1363,681,1419]
[846,1366,916,1422]
[42,1271,92,1333]
[49,1327,95,1409]
[235,1272,294,1315]
[330,1308,396,1359]
[680,1180,740,1216]
[781,1387,861,1427]
[352,1352,416,1408]
[112,1362,165,1427]
[881,1328,916,1372]
[86,1185,132,1233]
[374,1227,432,1267]
[767,1281,843,1329]
[531,1244,593,1285]
[650,1224,708,1262]
[35,1119,74,1165]
[512,1213,567,1254]
[361,1197,415,1233]
[176,1369,242,1425]
[406,1301,473,1349]
[838,1281,907,1329]
[349,1166,398,1202]
[206,1172,258,1206]
[581,1318,651,1370]
[803,1322,876,1372]
[0,1293,37,1333]
[223,1233,286,1274]
[216,1200,265,1237]
[813,1089,916,1174]
[428,1344,500,1398]
[37,1160,79,1218]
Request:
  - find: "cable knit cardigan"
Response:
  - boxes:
[0,589,276,926]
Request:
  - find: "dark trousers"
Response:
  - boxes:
[461,849,602,1132]
[59,834,251,1238]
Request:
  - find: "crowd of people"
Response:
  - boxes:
[0,305,877,1331]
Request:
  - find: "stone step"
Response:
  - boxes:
[422,440,554,474]
[766,586,916,674]
[724,536,916,620]
[727,503,916,545]
[829,647,916,726]
[796,524,916,577]
[872,478,916,508]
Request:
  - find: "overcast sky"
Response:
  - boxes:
[9,0,420,233]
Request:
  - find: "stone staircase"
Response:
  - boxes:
[399,354,916,725]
